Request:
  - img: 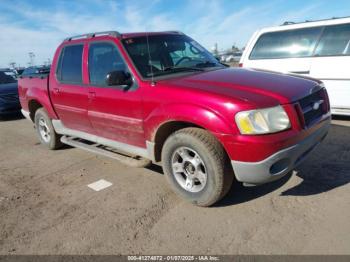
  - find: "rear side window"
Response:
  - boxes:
[250,27,322,59]
[88,42,127,86]
[315,23,350,56]
[56,45,83,84]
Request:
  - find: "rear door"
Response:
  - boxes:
[310,23,350,113]
[87,41,145,147]
[244,27,323,75]
[50,44,93,133]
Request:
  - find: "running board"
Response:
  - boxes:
[60,136,151,167]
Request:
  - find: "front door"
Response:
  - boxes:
[87,41,145,147]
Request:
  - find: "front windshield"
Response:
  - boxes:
[122,34,223,78]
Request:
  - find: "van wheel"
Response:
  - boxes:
[34,108,62,150]
[161,128,233,207]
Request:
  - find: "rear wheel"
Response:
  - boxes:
[34,108,62,150]
[161,128,233,207]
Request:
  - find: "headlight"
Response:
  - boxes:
[235,105,290,135]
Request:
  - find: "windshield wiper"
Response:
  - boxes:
[195,61,219,68]
[151,66,204,77]
[163,66,204,72]
[199,61,229,68]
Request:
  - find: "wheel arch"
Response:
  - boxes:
[152,120,203,162]
[28,99,43,122]
[146,104,235,163]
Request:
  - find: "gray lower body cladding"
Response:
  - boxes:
[231,120,330,186]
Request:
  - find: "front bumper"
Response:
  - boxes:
[231,120,330,186]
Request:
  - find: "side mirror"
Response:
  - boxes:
[106,71,132,86]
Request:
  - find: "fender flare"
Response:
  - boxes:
[145,103,235,141]
[26,88,58,120]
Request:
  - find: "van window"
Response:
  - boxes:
[250,27,322,59]
[57,45,83,84]
[315,23,350,56]
[88,42,127,86]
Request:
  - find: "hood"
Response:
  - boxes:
[0,82,18,95]
[163,68,321,106]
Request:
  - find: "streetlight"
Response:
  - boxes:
[28,52,35,66]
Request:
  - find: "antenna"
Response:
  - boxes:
[146,33,155,86]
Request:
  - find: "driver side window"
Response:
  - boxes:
[88,42,127,86]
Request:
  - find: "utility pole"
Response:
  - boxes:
[28,52,35,66]
[211,43,219,57]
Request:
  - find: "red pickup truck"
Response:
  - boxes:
[18,31,331,206]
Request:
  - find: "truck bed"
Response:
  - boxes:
[18,74,56,119]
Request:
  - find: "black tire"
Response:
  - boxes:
[34,108,62,150]
[161,127,234,207]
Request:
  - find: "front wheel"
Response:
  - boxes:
[34,108,62,150]
[161,128,233,206]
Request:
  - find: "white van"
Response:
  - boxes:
[240,17,350,116]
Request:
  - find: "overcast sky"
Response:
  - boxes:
[1,0,350,68]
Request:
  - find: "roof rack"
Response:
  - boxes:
[163,31,184,34]
[281,16,350,26]
[64,31,121,41]
[282,21,295,25]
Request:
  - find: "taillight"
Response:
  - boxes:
[238,63,243,67]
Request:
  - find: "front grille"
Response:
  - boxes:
[297,88,329,127]
[0,93,19,103]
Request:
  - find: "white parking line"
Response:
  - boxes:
[87,179,113,191]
